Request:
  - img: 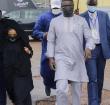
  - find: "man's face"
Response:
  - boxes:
[61,0,74,17]
[87,0,97,13]
[51,7,61,15]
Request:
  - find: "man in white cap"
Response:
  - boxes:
[32,0,62,96]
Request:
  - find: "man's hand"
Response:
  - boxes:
[44,32,48,39]
[84,48,92,60]
[48,57,56,71]
[24,47,31,54]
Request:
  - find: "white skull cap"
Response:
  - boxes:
[51,0,61,9]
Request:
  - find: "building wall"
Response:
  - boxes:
[33,0,110,13]
[74,0,110,13]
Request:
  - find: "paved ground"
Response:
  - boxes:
[7,41,110,105]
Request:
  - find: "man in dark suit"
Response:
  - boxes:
[0,10,6,105]
[81,0,110,105]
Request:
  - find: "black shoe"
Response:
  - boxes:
[45,87,51,96]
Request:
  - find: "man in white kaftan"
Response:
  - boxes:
[47,0,95,105]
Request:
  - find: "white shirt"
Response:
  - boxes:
[47,15,95,82]
[88,11,100,44]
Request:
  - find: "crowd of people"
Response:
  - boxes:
[0,0,110,105]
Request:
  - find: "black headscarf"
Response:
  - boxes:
[1,18,29,45]
[1,18,33,57]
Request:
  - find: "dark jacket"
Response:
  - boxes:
[1,18,33,76]
[0,18,34,102]
[3,35,33,76]
[81,11,110,59]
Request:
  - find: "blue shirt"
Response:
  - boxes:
[33,11,61,62]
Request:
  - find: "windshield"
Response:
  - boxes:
[4,8,48,22]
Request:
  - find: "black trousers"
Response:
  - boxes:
[4,66,33,105]
[14,93,32,105]
[0,56,6,105]
[0,76,6,105]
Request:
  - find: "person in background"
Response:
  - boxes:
[0,10,6,105]
[47,0,95,105]
[32,0,62,96]
[81,0,110,104]
[2,27,33,105]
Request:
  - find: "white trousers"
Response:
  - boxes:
[56,80,82,105]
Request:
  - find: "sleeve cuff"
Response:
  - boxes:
[86,44,95,50]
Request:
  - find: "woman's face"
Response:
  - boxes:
[8,29,17,37]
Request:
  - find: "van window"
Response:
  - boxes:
[24,10,38,19]
[5,11,20,19]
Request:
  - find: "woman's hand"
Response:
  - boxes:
[24,47,31,54]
